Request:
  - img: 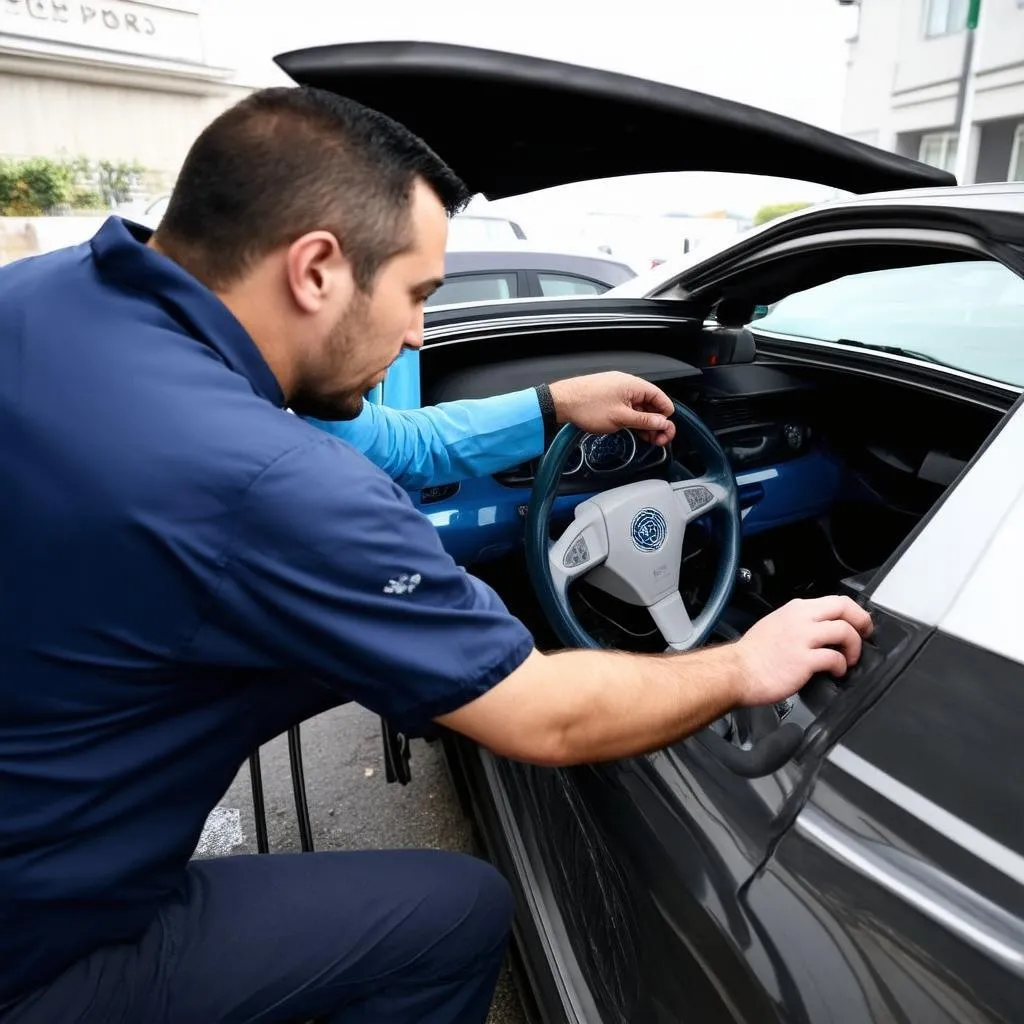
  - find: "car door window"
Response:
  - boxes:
[754,259,1024,387]
[536,273,609,297]
[426,273,517,307]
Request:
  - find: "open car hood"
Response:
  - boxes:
[274,41,954,199]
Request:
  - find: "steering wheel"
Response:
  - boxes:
[525,399,741,652]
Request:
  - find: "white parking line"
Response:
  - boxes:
[194,806,245,857]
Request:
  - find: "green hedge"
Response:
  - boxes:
[0,156,145,216]
[752,201,812,226]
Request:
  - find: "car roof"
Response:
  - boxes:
[443,249,636,276]
[807,181,1024,214]
[607,182,1024,298]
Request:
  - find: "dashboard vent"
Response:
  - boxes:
[420,482,460,504]
[702,396,779,432]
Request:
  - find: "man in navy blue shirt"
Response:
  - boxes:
[0,87,871,1023]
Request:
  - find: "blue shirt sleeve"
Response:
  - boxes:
[303,388,544,491]
[189,436,536,731]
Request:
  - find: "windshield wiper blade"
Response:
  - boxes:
[835,338,952,367]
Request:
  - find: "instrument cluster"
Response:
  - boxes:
[562,429,639,475]
[493,429,668,491]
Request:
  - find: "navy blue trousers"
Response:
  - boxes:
[1,850,514,1023]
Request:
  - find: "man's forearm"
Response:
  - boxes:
[438,645,744,767]
[543,646,743,763]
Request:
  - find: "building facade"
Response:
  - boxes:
[839,0,1024,183]
[0,0,251,190]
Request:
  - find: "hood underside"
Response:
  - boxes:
[275,41,955,199]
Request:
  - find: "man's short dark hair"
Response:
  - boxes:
[154,86,471,291]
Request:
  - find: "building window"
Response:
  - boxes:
[924,0,968,36]
[919,131,959,172]
[1010,125,1024,182]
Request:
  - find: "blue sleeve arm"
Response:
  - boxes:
[303,388,544,491]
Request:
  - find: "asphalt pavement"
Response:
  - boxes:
[193,703,526,1024]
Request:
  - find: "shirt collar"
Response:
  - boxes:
[89,216,285,407]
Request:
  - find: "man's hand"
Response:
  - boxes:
[732,596,874,708]
[549,372,676,446]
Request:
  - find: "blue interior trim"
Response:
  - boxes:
[413,451,841,564]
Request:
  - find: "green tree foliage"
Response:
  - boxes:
[753,201,812,226]
[0,156,146,215]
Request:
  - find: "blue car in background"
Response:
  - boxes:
[277,40,1024,1024]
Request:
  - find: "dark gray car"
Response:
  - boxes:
[426,249,637,307]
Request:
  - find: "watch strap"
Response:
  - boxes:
[535,383,557,447]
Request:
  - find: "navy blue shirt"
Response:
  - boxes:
[0,218,534,1003]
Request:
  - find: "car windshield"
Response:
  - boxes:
[754,260,1024,387]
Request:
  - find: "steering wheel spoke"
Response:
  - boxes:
[671,476,731,523]
[647,591,695,650]
[548,501,609,591]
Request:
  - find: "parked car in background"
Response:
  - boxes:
[426,247,636,307]
[447,212,527,246]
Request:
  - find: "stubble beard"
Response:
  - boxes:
[288,300,370,422]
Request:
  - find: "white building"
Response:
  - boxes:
[0,0,251,188]
[839,0,1024,183]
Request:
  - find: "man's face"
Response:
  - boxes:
[291,179,447,420]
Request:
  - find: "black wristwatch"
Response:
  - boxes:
[535,383,557,447]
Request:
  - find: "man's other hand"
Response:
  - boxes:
[549,372,676,446]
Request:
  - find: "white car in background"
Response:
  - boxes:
[447,213,527,246]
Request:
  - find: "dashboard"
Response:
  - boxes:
[493,429,669,492]
[405,346,842,566]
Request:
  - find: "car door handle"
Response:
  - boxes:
[693,721,804,778]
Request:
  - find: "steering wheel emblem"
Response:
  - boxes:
[630,507,668,552]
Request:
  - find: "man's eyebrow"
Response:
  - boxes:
[419,277,444,295]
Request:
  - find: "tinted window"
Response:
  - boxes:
[755,260,1024,387]
[537,273,608,297]
[426,273,517,307]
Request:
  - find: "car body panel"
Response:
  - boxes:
[274,41,953,198]
[757,629,1024,1024]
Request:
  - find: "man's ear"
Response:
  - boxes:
[285,231,353,314]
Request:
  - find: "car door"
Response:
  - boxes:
[745,400,1024,1024]
[567,398,1024,1023]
